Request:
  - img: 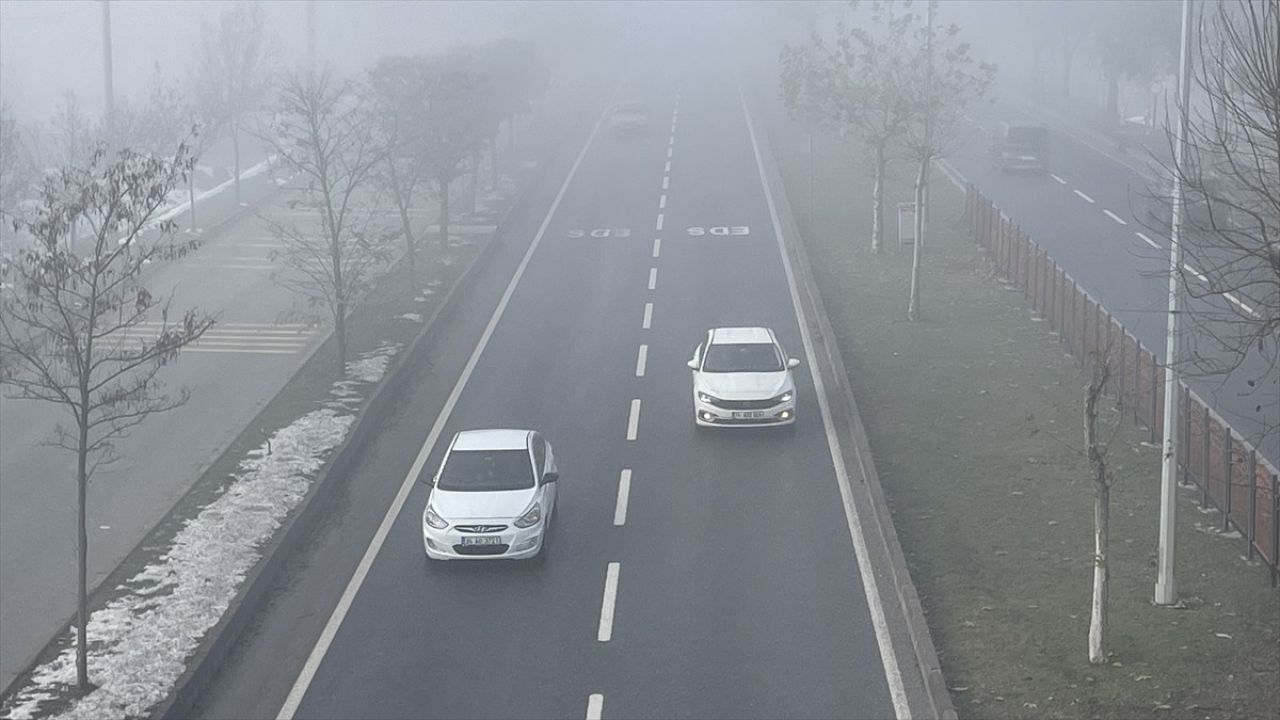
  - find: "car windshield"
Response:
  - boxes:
[1006,126,1047,147]
[437,449,533,492]
[702,343,783,373]
[614,102,646,115]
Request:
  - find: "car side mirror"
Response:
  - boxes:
[420,473,436,486]
[686,359,699,370]
[542,472,559,484]
[787,358,801,368]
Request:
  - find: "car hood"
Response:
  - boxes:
[695,371,792,400]
[430,487,536,522]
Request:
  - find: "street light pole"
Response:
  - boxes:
[1155,0,1194,607]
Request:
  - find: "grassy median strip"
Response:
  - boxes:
[766,116,1279,719]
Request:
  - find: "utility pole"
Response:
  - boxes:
[1155,0,1194,607]
[101,0,115,151]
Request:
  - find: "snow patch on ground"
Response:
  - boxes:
[0,342,404,720]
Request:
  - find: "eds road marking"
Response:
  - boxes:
[597,562,621,641]
[1102,209,1128,225]
[274,88,617,720]
[586,694,604,720]
[635,344,648,377]
[739,83,910,720]
[642,302,653,329]
[1136,231,1162,250]
[614,469,632,526]
[1073,188,1096,204]
[648,267,658,290]
[626,399,641,440]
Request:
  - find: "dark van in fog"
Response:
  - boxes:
[991,122,1050,173]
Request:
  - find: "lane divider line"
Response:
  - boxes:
[1102,209,1128,225]
[1183,263,1209,283]
[1073,189,1096,204]
[652,237,661,258]
[648,267,658,290]
[1136,231,1162,250]
[656,213,665,231]
[668,136,675,147]
[739,83,910,720]
[1224,292,1260,318]
[626,399,641,441]
[586,694,604,720]
[1050,173,1067,185]
[635,344,648,377]
[613,469,632,526]
[597,562,620,642]
[666,146,673,159]
[662,176,669,190]
[273,89,617,720]
[664,160,672,173]
[642,302,653,329]
[659,193,667,209]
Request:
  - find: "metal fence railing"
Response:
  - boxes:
[965,184,1280,588]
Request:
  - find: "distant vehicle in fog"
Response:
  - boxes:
[990,122,1050,173]
[608,101,650,134]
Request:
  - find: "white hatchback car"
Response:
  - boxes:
[688,327,799,428]
[422,429,557,561]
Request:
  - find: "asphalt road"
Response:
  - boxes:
[193,68,916,720]
[945,94,1278,468]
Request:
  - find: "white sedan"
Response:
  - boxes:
[687,326,799,428]
[422,429,557,561]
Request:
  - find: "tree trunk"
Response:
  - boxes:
[1105,70,1120,120]
[331,229,346,370]
[232,118,241,206]
[907,155,928,321]
[506,114,515,164]
[490,132,500,192]
[438,178,451,248]
[334,302,347,371]
[188,171,196,232]
[76,395,89,688]
[871,142,887,254]
[468,150,480,216]
[1089,477,1110,664]
[388,168,416,293]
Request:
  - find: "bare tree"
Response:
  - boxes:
[195,0,272,205]
[0,143,214,689]
[1090,1,1181,120]
[257,69,390,370]
[478,39,548,189]
[0,103,31,255]
[1154,0,1278,438]
[1083,345,1115,665]
[901,0,994,322]
[781,0,916,254]
[420,50,492,248]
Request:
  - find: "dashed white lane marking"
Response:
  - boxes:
[662,176,669,190]
[659,193,667,209]
[1183,263,1209,283]
[1050,173,1067,185]
[642,302,653,329]
[1224,293,1261,317]
[668,135,674,147]
[613,469,632,525]
[664,160,671,173]
[586,694,604,720]
[635,344,648,377]
[739,82,910,720]
[648,267,657,290]
[274,91,615,720]
[656,213,665,231]
[1102,209,1128,225]
[626,399,641,440]
[1136,231,1162,249]
[597,562,620,642]
[666,146,673,159]
[652,237,661,258]
[1073,189,1096,204]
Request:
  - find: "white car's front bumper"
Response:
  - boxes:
[423,521,545,560]
[693,395,796,427]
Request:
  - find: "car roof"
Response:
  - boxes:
[708,326,775,345]
[451,429,531,451]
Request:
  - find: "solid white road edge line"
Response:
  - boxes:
[597,562,620,642]
[274,97,614,720]
[626,399,641,441]
[1102,209,1128,225]
[1073,188,1096,204]
[648,267,658,291]
[652,237,661,258]
[1050,173,1067,185]
[1135,231,1162,250]
[635,344,648,377]
[738,85,911,720]
[586,693,604,720]
[642,302,653,329]
[614,469,632,526]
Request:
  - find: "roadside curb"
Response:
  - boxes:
[153,156,557,718]
[751,104,958,720]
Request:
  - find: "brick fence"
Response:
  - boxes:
[966,184,1280,588]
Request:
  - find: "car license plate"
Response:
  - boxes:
[459,536,502,545]
[732,411,764,419]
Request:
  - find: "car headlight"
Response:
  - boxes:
[698,392,717,404]
[778,391,793,403]
[514,503,542,528]
[424,505,448,530]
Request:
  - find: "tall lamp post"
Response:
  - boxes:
[1155,0,1194,607]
